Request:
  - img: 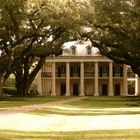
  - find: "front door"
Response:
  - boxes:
[61,83,66,96]
[86,83,93,95]
[115,84,120,96]
[73,84,79,96]
[102,84,108,96]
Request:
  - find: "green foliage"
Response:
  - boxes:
[1,75,16,96]
[4,76,15,87]
[128,81,135,94]
[0,96,140,139]
[80,0,140,76]
[0,129,140,140]
[0,96,72,108]
[30,97,140,116]
[0,0,88,95]
[2,87,16,96]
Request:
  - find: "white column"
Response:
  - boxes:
[94,62,99,96]
[65,62,70,96]
[79,62,85,96]
[108,62,114,96]
[123,64,128,96]
[51,62,56,96]
[37,70,42,96]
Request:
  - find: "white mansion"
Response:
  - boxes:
[36,42,140,96]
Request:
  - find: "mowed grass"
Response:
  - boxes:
[0,129,140,140]
[0,96,140,140]
[0,96,73,110]
[30,96,140,116]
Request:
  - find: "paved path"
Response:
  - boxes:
[0,96,87,115]
[0,96,140,131]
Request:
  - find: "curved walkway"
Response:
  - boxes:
[0,96,140,131]
[0,96,87,115]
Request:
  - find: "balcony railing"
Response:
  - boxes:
[41,72,52,77]
[57,72,80,77]
[56,72,66,77]
[41,72,125,78]
[113,73,123,77]
[84,72,94,77]
[70,72,80,77]
[99,72,109,77]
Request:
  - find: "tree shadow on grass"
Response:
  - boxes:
[27,96,140,116]
[0,129,140,140]
[28,105,140,116]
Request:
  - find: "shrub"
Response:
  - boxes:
[2,87,17,96]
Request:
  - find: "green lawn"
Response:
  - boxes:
[0,96,73,110]
[0,96,140,140]
[30,96,140,116]
[0,129,140,140]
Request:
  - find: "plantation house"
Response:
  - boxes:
[36,42,140,96]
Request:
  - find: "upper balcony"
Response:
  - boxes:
[41,71,123,79]
[41,63,124,78]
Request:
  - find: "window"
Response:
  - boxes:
[120,67,123,77]
[86,45,92,55]
[102,66,108,73]
[61,65,66,73]
[58,65,66,77]
[71,45,76,55]
[99,66,109,77]
[73,66,80,73]
[113,65,123,77]
[85,63,94,77]
[70,65,80,77]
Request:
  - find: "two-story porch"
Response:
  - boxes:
[37,56,130,96]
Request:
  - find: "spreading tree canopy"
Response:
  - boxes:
[0,0,87,96]
[80,0,140,77]
[1,0,139,96]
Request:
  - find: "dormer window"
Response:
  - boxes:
[86,45,92,55]
[71,45,76,55]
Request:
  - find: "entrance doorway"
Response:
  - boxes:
[61,83,66,96]
[73,84,79,96]
[102,84,108,96]
[86,82,93,95]
[115,84,120,96]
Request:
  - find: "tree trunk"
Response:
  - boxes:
[15,69,28,97]
[0,73,3,96]
[15,74,31,97]
[14,57,46,96]
[16,82,29,97]
[15,71,34,97]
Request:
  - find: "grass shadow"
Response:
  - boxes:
[0,129,140,140]
[28,96,140,116]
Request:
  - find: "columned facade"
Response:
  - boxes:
[38,56,139,96]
